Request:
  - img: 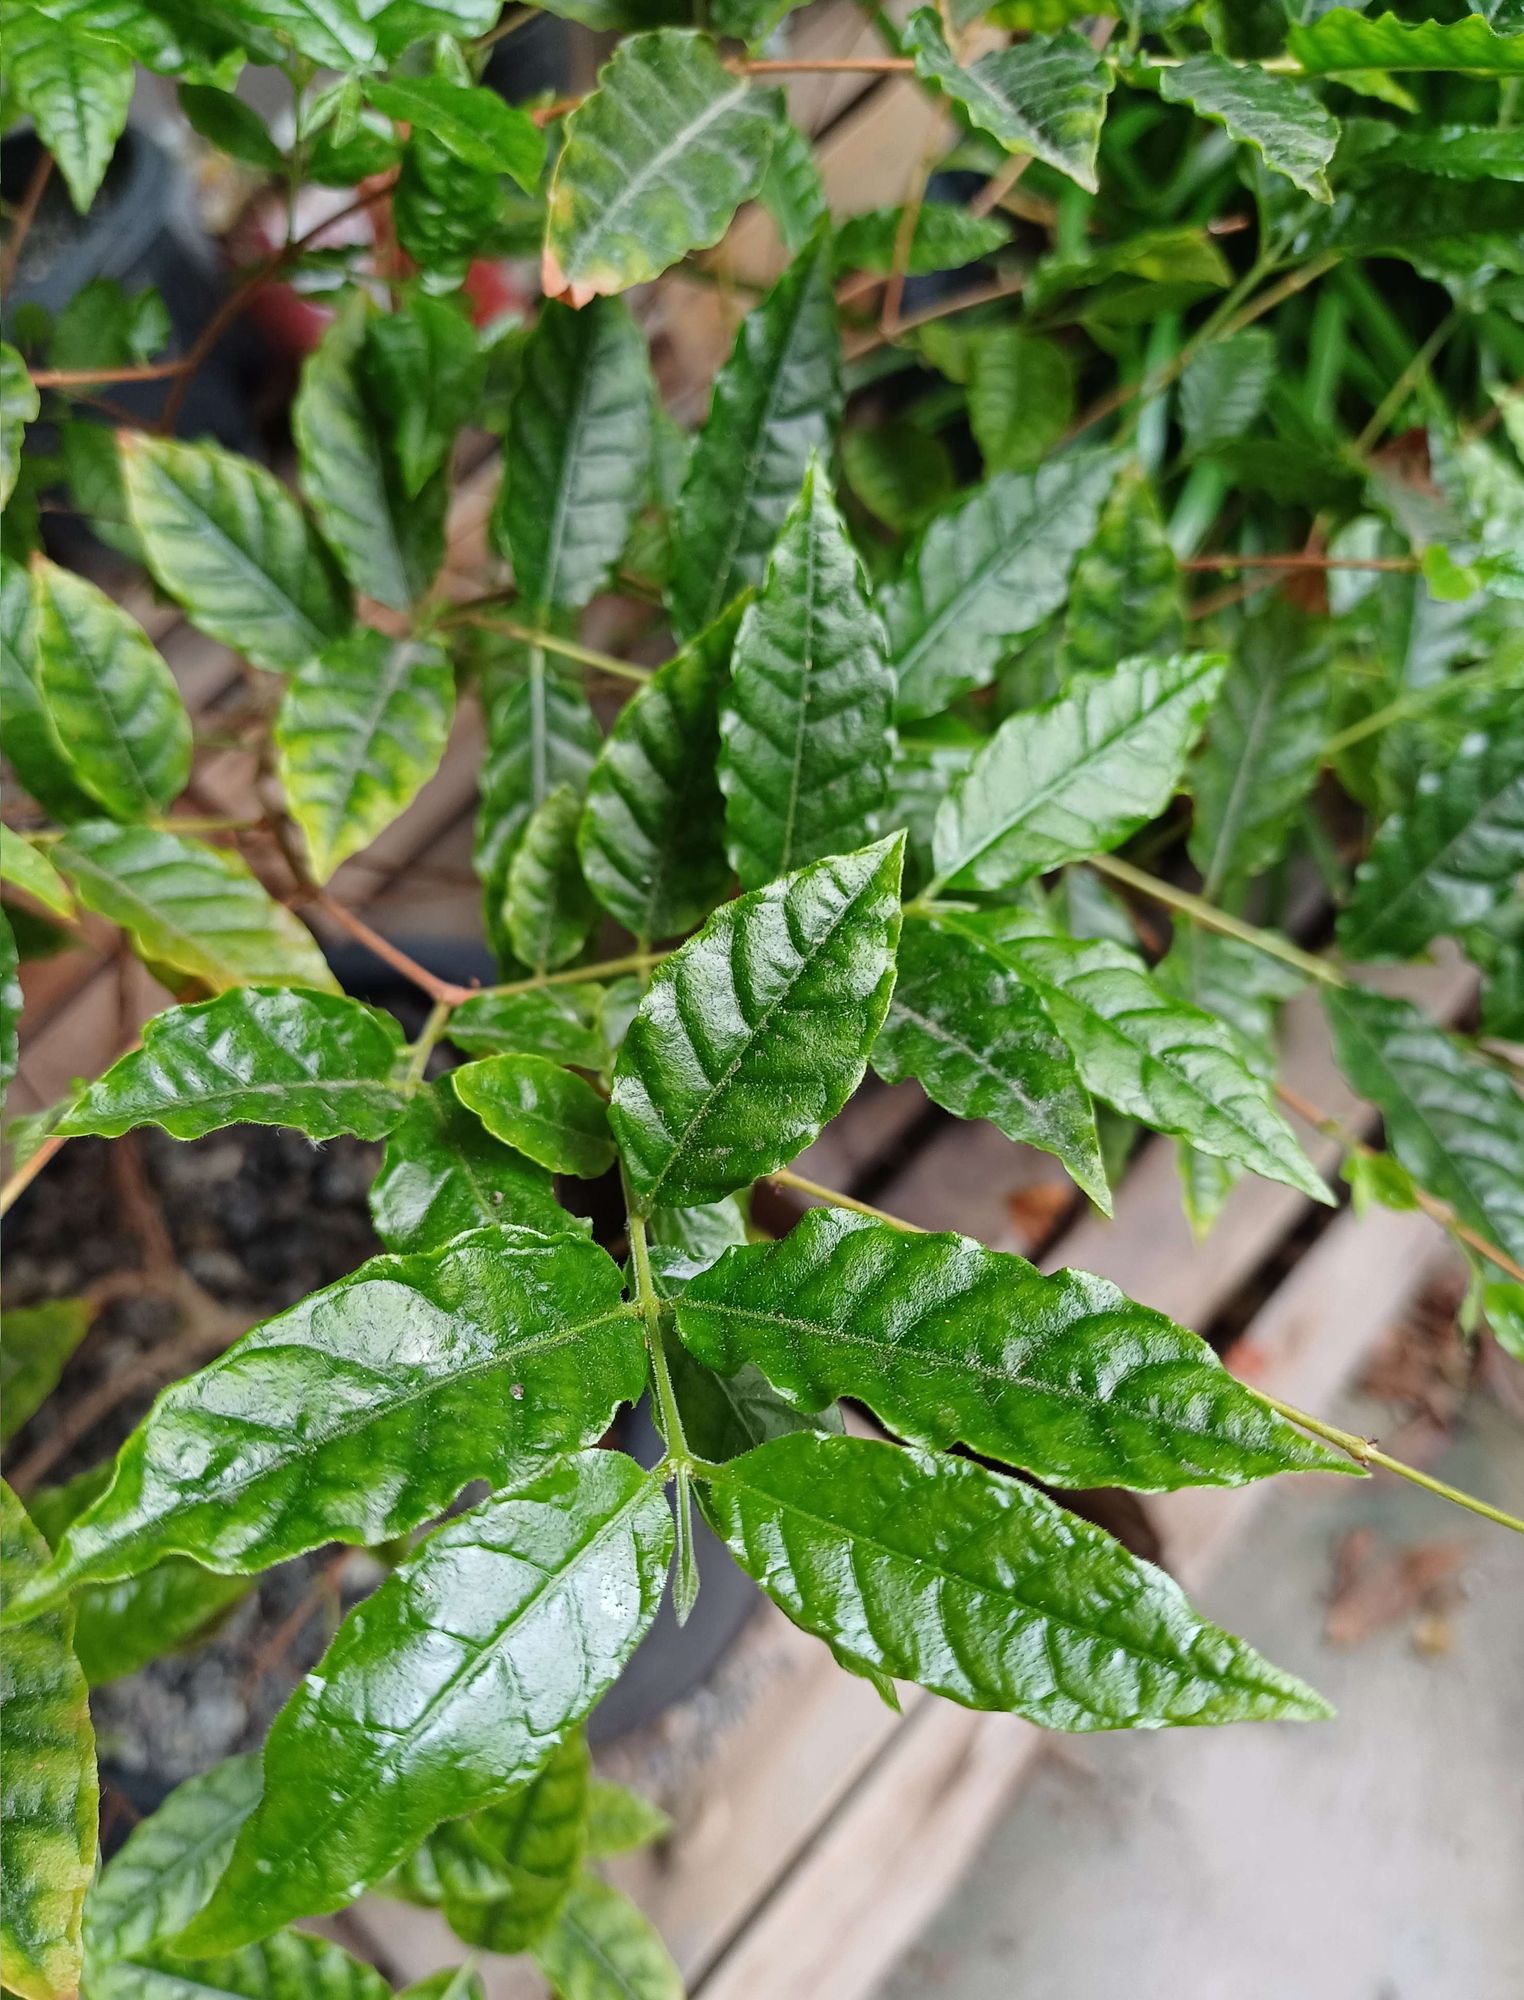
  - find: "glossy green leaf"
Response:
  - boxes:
[506,785,599,974]
[5,9,133,211]
[0,1480,97,2000]
[362,292,484,499]
[1288,10,1524,73]
[495,299,654,618]
[669,1338,841,1467]
[611,836,904,1211]
[55,823,339,995]
[1325,986,1524,1276]
[176,1452,672,1953]
[121,435,350,674]
[1178,329,1277,455]
[1338,728,1524,961]
[1188,611,1328,899]
[884,453,1117,722]
[177,83,285,172]
[1155,54,1338,201]
[585,1781,672,1860]
[1298,173,1524,279]
[1058,464,1183,676]
[757,111,829,252]
[4,1231,642,1621]
[831,203,1008,277]
[430,1735,590,1953]
[545,29,780,299]
[0,556,96,822]
[453,1054,616,1178]
[365,76,544,188]
[87,1927,391,2000]
[56,987,409,1143]
[1,1299,92,1447]
[1,343,38,508]
[31,558,192,821]
[532,1875,683,2000]
[968,330,1075,474]
[905,12,1115,192]
[294,297,447,614]
[962,910,1330,1202]
[1026,225,1233,317]
[703,1434,1330,1727]
[1366,123,1524,183]
[393,130,503,286]
[579,606,738,942]
[668,230,841,641]
[872,912,1108,1209]
[721,460,893,888]
[214,0,375,64]
[0,828,75,920]
[449,986,608,1070]
[276,630,454,885]
[369,1077,575,1254]
[931,653,1226,893]
[681,1206,1346,1490]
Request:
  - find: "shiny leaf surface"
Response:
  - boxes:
[88,1927,391,2000]
[453,1054,617,1179]
[1,342,38,507]
[506,785,599,974]
[365,75,543,187]
[0,556,96,822]
[449,986,609,1070]
[0,828,75,920]
[5,9,133,211]
[428,1734,589,1952]
[369,1078,576,1254]
[362,292,484,499]
[1058,464,1183,676]
[532,1874,683,2000]
[1287,10,1524,73]
[967,330,1075,474]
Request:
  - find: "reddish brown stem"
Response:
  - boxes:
[1,148,53,296]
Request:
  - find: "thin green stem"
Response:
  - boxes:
[440,613,652,686]
[1251,1391,1524,1536]
[1084,853,1347,987]
[768,1167,926,1232]
[405,998,454,1085]
[627,1202,701,1618]
[1322,658,1519,757]
[1353,308,1459,455]
[479,948,668,999]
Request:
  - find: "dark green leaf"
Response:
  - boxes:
[532,1874,682,2000]
[0,556,96,822]
[841,422,955,535]
[362,293,484,499]
[1,1299,92,1448]
[703,1434,1330,1727]
[1,342,38,508]
[757,114,829,254]
[1154,54,1338,201]
[449,986,608,1070]
[432,1735,589,1953]
[177,85,285,172]
[1027,226,1233,318]
[5,9,133,211]
[4,1231,642,1620]
[369,1077,576,1254]
[1058,463,1183,676]
[0,828,75,921]
[175,1452,672,1953]
[394,131,504,286]
[370,0,502,57]
[397,1972,484,2000]
[968,330,1075,474]
[453,1054,617,1178]
[1178,329,1277,455]
[831,203,1008,277]
[87,1927,391,2000]
[60,419,143,562]
[584,1780,671,1859]
[611,836,904,1211]
[669,1341,840,1468]
[365,76,543,189]
[506,785,599,975]
[1288,10,1524,73]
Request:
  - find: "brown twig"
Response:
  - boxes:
[303,891,473,1006]
[1,147,53,296]
[844,270,1028,362]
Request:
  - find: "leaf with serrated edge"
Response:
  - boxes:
[506,785,599,974]
[32,558,191,820]
[4,1231,642,1623]
[55,823,338,995]
[546,29,780,298]
[532,1874,683,2000]
[276,630,454,885]
[120,434,350,672]
[57,988,408,1143]
[932,653,1226,893]
[87,1926,392,2000]
[453,1054,616,1179]
[1059,464,1183,677]
[0,1480,97,2000]
[667,230,841,641]
[369,1078,577,1255]
[679,1207,1346,1490]
[884,454,1117,722]
[1,1299,93,1446]
[611,836,904,1211]
[449,987,608,1070]
[0,829,75,921]
[1155,54,1338,201]
[1288,10,1524,74]
[174,1452,671,1953]
[721,460,894,888]
[702,1434,1331,1728]
[6,10,133,212]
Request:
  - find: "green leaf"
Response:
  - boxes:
[1,1299,92,1447]
[55,823,339,995]
[1325,986,1524,1276]
[505,785,599,975]
[175,1452,672,1953]
[1366,123,1524,183]
[532,1875,683,2000]
[841,422,955,536]
[1058,463,1183,676]
[59,420,143,562]
[578,606,739,942]
[931,652,1227,893]
[967,330,1075,474]
[679,1207,1346,1490]
[453,1054,617,1178]
[1154,54,1338,202]
[884,453,1117,722]
[449,986,609,1070]
[545,29,780,299]
[370,0,503,56]
[428,1734,590,1953]
[369,1077,575,1254]
[0,828,76,921]
[1188,610,1329,899]
[56,987,409,1143]
[275,630,454,884]
[757,113,829,253]
[87,1927,392,2000]
[294,296,447,614]
[1338,728,1524,961]
[121,435,351,674]
[611,836,904,1211]
[1,556,97,822]
[31,558,192,821]
[365,76,544,189]
[904,12,1115,192]
[212,0,376,64]
[1,343,38,509]
[0,1480,97,2000]
[494,298,654,618]
[5,9,133,212]
[177,83,285,172]
[363,293,485,499]
[584,1781,672,1860]
[393,131,504,286]
[721,460,894,888]
[1178,329,1277,455]
[4,1232,642,1624]
[831,202,1008,277]
[1027,226,1232,318]
[670,1341,840,1469]
[962,910,1331,1202]
[1299,173,1524,279]
[702,1434,1330,1727]
[873,913,1106,1207]
[1288,10,1524,74]
[83,1755,262,1964]
[398,1972,484,2000]
[668,230,841,641]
